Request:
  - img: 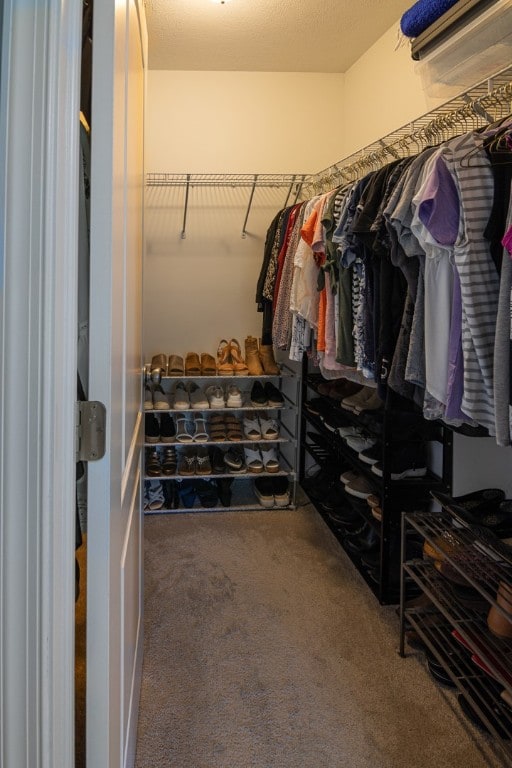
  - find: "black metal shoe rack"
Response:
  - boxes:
[400,509,512,756]
[299,356,453,605]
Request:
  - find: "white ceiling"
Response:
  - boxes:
[145,0,413,72]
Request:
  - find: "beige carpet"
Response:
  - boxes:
[135,506,507,768]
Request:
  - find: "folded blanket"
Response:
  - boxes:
[400,0,460,38]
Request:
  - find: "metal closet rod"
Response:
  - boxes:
[146,65,512,237]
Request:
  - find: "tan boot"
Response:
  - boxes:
[245,335,264,376]
[259,343,280,375]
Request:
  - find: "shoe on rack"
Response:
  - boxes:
[259,412,279,440]
[345,475,375,500]
[195,445,212,475]
[243,414,261,441]
[250,381,267,407]
[188,382,209,409]
[217,339,234,376]
[216,477,234,507]
[225,414,243,441]
[162,479,180,510]
[167,354,184,377]
[272,476,290,507]
[340,469,360,486]
[144,384,154,410]
[200,352,217,376]
[263,381,284,407]
[224,445,246,473]
[145,414,160,443]
[144,479,165,511]
[354,390,383,413]
[175,415,194,443]
[245,335,264,376]
[317,378,362,401]
[210,446,226,474]
[173,381,190,410]
[229,339,249,376]
[340,386,376,413]
[145,449,162,477]
[430,488,506,524]
[209,414,227,442]
[160,413,176,443]
[192,415,209,442]
[177,479,197,509]
[337,425,364,439]
[205,384,225,409]
[322,410,350,433]
[358,443,381,465]
[195,479,218,508]
[161,447,177,476]
[259,343,280,375]
[178,447,197,476]
[260,444,280,473]
[254,476,275,508]
[344,435,377,453]
[371,443,427,480]
[153,384,170,410]
[185,352,201,376]
[150,354,167,383]
[226,383,243,408]
[244,445,264,473]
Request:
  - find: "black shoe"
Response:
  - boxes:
[371,443,427,480]
[160,413,176,442]
[210,446,226,474]
[431,488,505,525]
[263,381,284,406]
[163,479,180,509]
[145,414,160,443]
[177,479,196,508]
[216,478,233,507]
[358,443,381,465]
[250,381,267,406]
[195,479,218,508]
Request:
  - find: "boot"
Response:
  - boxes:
[244,335,264,376]
[259,342,280,375]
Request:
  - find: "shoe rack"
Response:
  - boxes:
[142,365,300,513]
[400,508,512,754]
[299,357,453,605]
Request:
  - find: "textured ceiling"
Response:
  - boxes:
[145,0,413,72]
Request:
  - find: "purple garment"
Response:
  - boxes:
[418,155,459,245]
[503,226,512,256]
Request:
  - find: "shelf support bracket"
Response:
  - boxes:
[241,174,258,238]
[282,174,296,208]
[181,174,190,239]
[293,175,305,204]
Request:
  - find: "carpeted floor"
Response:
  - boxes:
[135,505,507,768]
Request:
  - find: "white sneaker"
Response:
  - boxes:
[144,385,154,410]
[226,383,243,408]
[205,384,225,408]
[337,425,363,438]
[188,382,209,409]
[344,435,377,452]
[173,382,190,410]
[153,384,170,410]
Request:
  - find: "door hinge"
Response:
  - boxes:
[75,401,107,462]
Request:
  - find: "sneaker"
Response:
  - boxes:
[358,443,381,465]
[322,410,350,433]
[254,476,275,508]
[259,412,279,440]
[354,390,383,413]
[173,382,190,410]
[244,445,264,473]
[243,414,261,440]
[263,381,284,406]
[145,414,160,443]
[153,384,170,410]
[144,385,154,411]
[345,435,377,453]
[188,382,209,409]
[205,384,225,409]
[371,443,427,480]
[250,381,267,406]
[345,476,374,499]
[195,445,212,475]
[160,413,176,443]
[260,444,280,473]
[272,476,290,507]
[340,469,360,485]
[226,383,243,408]
[337,425,363,438]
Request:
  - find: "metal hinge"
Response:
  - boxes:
[75,401,107,462]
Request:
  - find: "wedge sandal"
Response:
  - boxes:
[200,352,217,376]
[161,447,177,476]
[229,338,249,376]
[217,339,234,376]
[146,449,162,477]
[225,415,243,441]
[185,352,201,376]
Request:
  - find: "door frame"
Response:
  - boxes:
[0,1,81,766]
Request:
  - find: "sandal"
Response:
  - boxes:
[185,352,201,376]
[178,447,196,476]
[167,354,184,377]
[243,414,261,441]
[146,449,162,477]
[195,446,212,475]
[150,354,167,383]
[229,339,249,376]
[193,415,209,442]
[175,416,194,443]
[200,352,217,376]
[217,339,234,376]
[209,414,227,442]
[225,415,243,441]
[259,412,279,440]
[162,447,177,476]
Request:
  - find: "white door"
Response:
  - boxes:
[87,2,146,767]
